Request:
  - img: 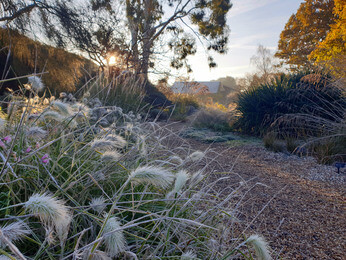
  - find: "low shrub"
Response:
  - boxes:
[190,108,232,132]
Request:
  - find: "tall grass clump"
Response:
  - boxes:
[0,74,272,259]
[190,107,232,132]
[236,71,345,163]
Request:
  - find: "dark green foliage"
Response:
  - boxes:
[234,72,345,137]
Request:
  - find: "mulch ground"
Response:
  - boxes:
[159,121,346,259]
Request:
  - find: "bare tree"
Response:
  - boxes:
[250,45,278,84]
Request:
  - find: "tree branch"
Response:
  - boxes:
[0,3,37,22]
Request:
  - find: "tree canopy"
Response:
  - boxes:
[309,0,345,77]
[275,0,335,70]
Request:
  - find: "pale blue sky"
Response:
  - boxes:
[186,0,303,81]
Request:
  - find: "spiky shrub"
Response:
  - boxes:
[270,77,346,163]
[234,73,300,136]
[0,87,271,259]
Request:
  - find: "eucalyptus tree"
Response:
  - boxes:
[91,0,232,81]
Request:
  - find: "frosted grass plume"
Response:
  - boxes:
[129,166,175,189]
[24,193,72,245]
[27,76,45,92]
[181,250,198,259]
[82,250,111,260]
[105,134,127,149]
[102,216,126,257]
[186,151,205,162]
[51,101,71,116]
[89,197,107,214]
[26,126,47,139]
[245,234,272,260]
[0,221,30,249]
[168,155,184,166]
[101,151,121,162]
[90,138,121,152]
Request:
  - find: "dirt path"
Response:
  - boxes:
[159,121,345,259]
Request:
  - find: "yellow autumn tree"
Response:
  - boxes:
[309,0,346,77]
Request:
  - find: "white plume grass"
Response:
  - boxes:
[181,250,198,259]
[28,76,45,92]
[90,139,121,152]
[186,151,205,162]
[129,166,175,189]
[245,234,272,260]
[105,134,127,148]
[101,151,121,162]
[90,197,107,214]
[82,250,111,260]
[168,155,184,165]
[51,101,71,116]
[24,193,72,246]
[26,126,47,139]
[102,216,126,257]
[0,221,30,249]
[174,170,189,193]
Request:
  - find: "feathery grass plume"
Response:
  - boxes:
[102,216,126,257]
[89,197,107,213]
[28,76,45,92]
[181,250,198,259]
[51,101,71,116]
[186,151,205,162]
[245,234,272,260]
[129,166,175,189]
[0,222,30,249]
[101,150,121,162]
[189,170,204,186]
[90,138,120,152]
[105,134,127,149]
[26,126,47,139]
[42,110,65,122]
[168,155,184,165]
[24,193,72,245]
[173,170,189,193]
[82,250,111,260]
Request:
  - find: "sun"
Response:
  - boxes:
[109,56,116,65]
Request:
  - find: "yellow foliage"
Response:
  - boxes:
[309,0,346,77]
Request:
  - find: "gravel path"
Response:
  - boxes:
[160,121,346,259]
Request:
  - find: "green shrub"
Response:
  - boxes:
[234,72,345,137]
[170,94,199,121]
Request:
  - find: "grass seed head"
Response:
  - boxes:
[105,134,127,149]
[102,216,126,257]
[0,221,30,249]
[51,101,71,116]
[245,234,272,260]
[129,166,175,189]
[26,126,47,139]
[186,151,205,162]
[101,150,121,162]
[28,76,45,92]
[174,170,189,193]
[90,197,107,214]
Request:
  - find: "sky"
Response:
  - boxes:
[184,0,303,81]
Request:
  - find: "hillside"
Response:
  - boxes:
[0,28,98,94]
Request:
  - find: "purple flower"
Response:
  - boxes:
[0,140,5,149]
[3,135,12,144]
[25,147,32,153]
[41,154,50,164]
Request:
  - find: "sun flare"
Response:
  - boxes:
[109,55,116,65]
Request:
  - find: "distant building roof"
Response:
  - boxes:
[171,81,221,94]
